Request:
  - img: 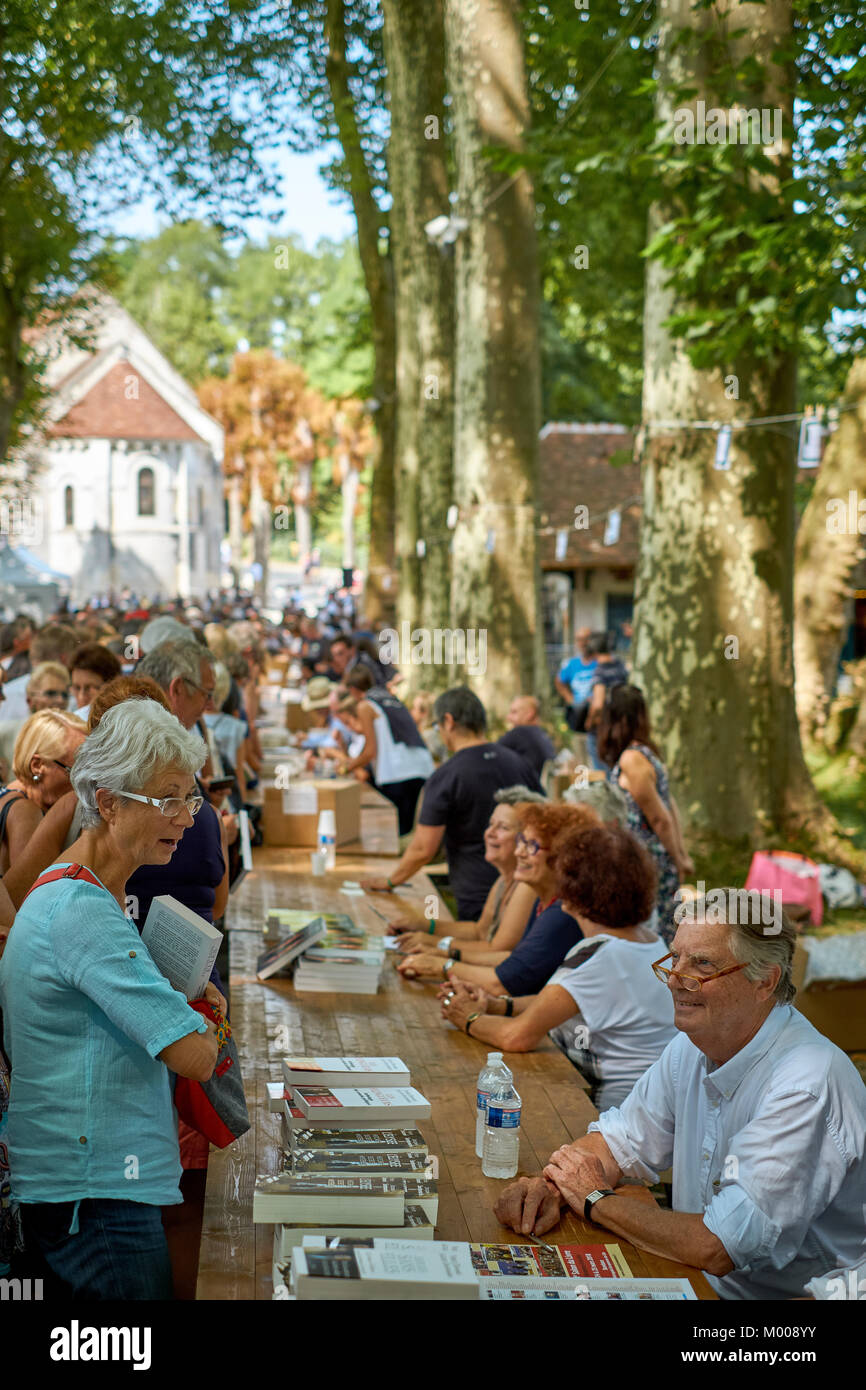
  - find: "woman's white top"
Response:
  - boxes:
[548,932,676,1111]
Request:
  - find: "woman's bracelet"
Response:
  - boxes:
[465,1012,481,1035]
[503,996,514,1017]
[427,920,436,935]
[386,877,395,889]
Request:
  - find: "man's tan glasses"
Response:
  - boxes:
[651,953,748,993]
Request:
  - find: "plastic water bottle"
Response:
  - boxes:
[317,809,337,870]
[475,1053,513,1159]
[482,1081,522,1179]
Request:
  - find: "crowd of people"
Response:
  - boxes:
[0,590,862,1304]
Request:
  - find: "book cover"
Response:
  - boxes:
[281,1100,419,1138]
[291,1242,479,1301]
[288,1150,434,1179]
[281,1058,409,1090]
[283,1123,428,1153]
[291,1086,431,1122]
[275,1206,433,1259]
[252,1172,406,1225]
[478,1276,697,1300]
[141,895,222,999]
[469,1243,631,1279]
[256,917,326,980]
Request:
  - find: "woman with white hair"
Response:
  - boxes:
[0,700,220,1299]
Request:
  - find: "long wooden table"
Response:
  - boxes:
[196,846,715,1300]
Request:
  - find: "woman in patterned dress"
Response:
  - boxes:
[598,685,693,945]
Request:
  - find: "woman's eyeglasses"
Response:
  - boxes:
[515,833,543,856]
[651,952,748,992]
[120,791,204,818]
[52,760,73,776]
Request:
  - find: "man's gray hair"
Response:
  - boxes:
[689,891,797,1004]
[137,638,210,693]
[139,616,190,654]
[563,777,629,826]
[494,784,547,806]
[71,700,207,828]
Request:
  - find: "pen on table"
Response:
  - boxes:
[366,904,391,925]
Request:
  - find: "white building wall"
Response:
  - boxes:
[32,434,223,603]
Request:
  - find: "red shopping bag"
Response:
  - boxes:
[744,851,823,926]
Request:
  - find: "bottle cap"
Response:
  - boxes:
[488,1052,502,1060]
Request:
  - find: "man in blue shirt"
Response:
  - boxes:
[555,627,598,726]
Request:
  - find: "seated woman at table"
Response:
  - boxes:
[390,785,544,954]
[438,820,676,1112]
[0,677,171,907]
[0,699,221,1299]
[397,801,596,995]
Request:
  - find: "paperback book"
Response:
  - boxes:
[290,1243,479,1301]
[290,1086,431,1123]
[478,1277,697,1300]
[470,1243,632,1279]
[280,1100,418,1138]
[141,895,222,999]
[287,1150,434,1180]
[273,1206,433,1265]
[281,1118,428,1154]
[256,917,326,981]
[281,1057,409,1089]
[252,1173,405,1225]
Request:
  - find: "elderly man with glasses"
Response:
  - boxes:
[494,894,866,1299]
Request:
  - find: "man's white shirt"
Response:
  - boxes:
[589,1003,866,1299]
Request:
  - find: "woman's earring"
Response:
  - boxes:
[33,773,40,782]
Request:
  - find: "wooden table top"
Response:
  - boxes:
[196,846,715,1300]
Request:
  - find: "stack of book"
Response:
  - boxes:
[256,914,325,981]
[256,1058,438,1278]
[279,1237,697,1301]
[293,915,385,994]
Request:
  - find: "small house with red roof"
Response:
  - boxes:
[29,293,224,604]
[537,422,639,667]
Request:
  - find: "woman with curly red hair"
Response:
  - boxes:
[398,801,595,992]
[440,820,676,1111]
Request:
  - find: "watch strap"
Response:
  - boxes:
[583,1188,616,1223]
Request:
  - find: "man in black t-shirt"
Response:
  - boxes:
[497,695,556,779]
[360,686,543,919]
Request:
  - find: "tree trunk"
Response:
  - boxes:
[294,462,313,570]
[227,466,244,583]
[444,0,545,713]
[248,455,269,601]
[325,0,397,627]
[635,0,830,846]
[383,0,455,664]
[341,461,360,572]
[793,359,866,742]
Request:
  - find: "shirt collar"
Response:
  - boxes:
[702,1004,791,1099]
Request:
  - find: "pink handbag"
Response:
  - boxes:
[744,851,823,926]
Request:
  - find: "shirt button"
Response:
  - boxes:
[79,1136,87,1145]
[129,951,136,958]
[702,1152,709,1159]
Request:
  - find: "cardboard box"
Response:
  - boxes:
[285,698,316,734]
[792,940,866,1052]
[262,779,362,848]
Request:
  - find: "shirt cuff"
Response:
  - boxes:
[146,1013,209,1060]
[587,1116,662,1185]
[701,1184,782,1272]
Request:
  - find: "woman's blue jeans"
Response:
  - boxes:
[20,1197,173,1300]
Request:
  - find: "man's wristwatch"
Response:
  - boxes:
[583,1188,616,1223]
